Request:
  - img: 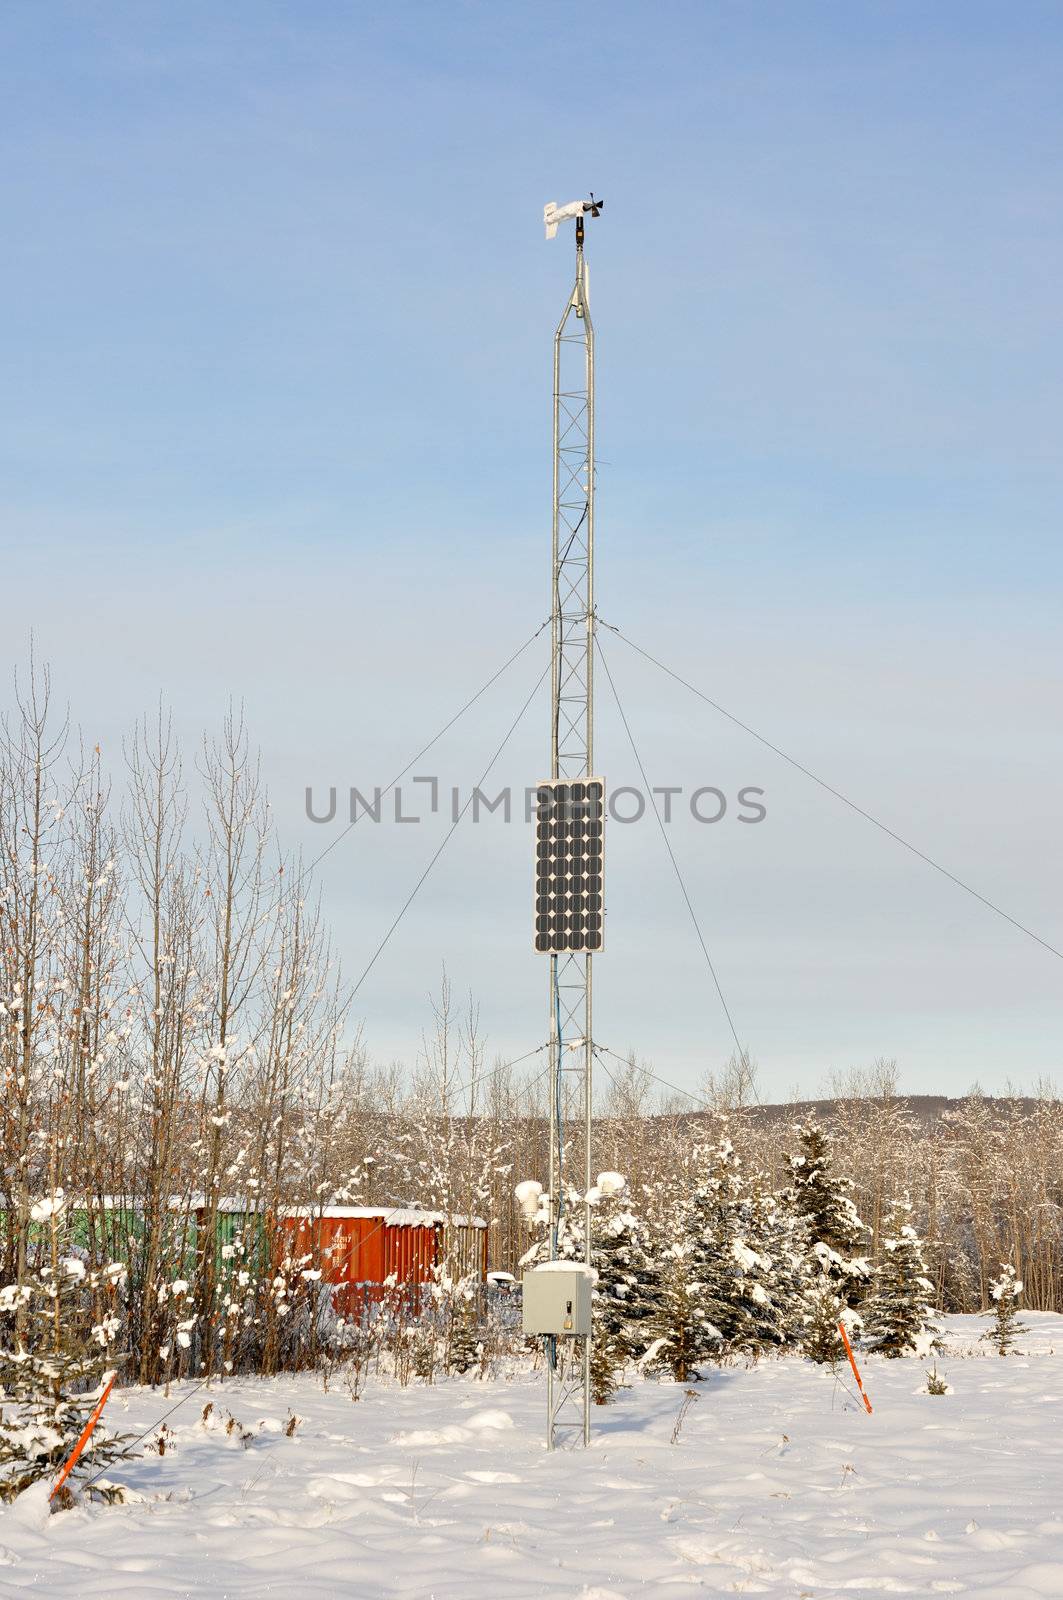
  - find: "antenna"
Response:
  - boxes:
[529,195,603,1449]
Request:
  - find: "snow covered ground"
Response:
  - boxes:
[2,1314,1062,1599]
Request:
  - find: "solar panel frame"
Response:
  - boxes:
[533,777,605,954]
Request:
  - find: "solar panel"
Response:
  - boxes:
[533,778,605,953]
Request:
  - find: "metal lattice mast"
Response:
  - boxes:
[547,206,597,1449]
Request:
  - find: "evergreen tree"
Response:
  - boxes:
[647,1140,741,1374]
[442,1278,482,1375]
[645,1234,722,1383]
[740,1185,808,1353]
[863,1196,939,1358]
[788,1120,870,1285]
[786,1121,870,1361]
[647,1145,805,1377]
[687,1141,752,1349]
[786,1121,870,1360]
[982,1264,1028,1356]
[586,1173,659,1401]
[686,1141,790,1358]
[802,1276,849,1365]
[0,1210,130,1501]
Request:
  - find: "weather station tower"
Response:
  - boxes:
[521,195,605,1450]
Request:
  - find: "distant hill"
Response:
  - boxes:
[661,1094,1040,1128]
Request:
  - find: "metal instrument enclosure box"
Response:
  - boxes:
[522,1262,594,1336]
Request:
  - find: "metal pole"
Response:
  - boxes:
[581,216,595,1447]
[546,209,596,1450]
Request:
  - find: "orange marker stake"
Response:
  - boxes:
[837,1321,873,1414]
[50,1374,116,1500]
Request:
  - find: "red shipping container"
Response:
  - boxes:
[276,1206,487,1317]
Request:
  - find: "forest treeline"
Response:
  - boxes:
[2,665,1060,1397]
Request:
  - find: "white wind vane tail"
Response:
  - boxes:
[543,195,604,239]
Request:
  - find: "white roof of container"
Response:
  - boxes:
[60,1196,260,1214]
[65,1196,484,1222]
[280,1205,487,1229]
[181,1194,265,1214]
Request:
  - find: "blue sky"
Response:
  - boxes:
[3,2,1061,1098]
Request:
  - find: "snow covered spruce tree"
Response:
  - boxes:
[786,1120,870,1362]
[689,1140,753,1351]
[742,1184,809,1353]
[645,1234,722,1383]
[862,1195,938,1358]
[642,1147,728,1381]
[0,1204,129,1501]
[982,1263,1028,1355]
[665,1142,755,1362]
[646,1142,805,1379]
[585,1173,658,1401]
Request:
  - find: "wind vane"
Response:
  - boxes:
[543,194,604,239]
